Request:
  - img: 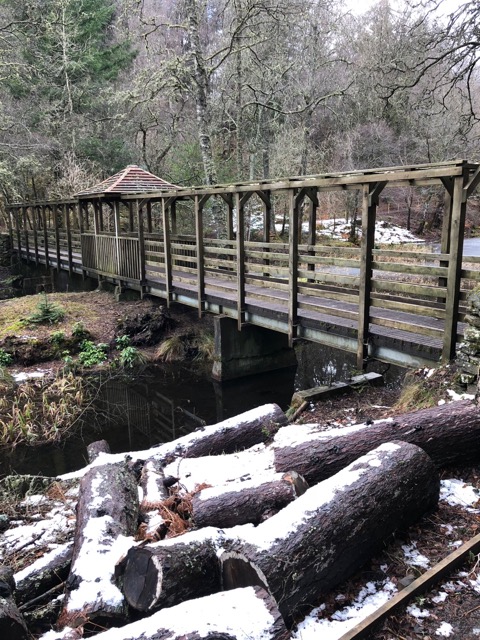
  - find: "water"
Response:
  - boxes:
[0,345,406,478]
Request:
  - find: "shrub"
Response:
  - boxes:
[115,335,131,349]
[49,330,66,346]
[25,292,65,325]
[0,348,12,367]
[118,346,146,369]
[78,341,109,367]
[72,322,90,340]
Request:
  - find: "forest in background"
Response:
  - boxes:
[0,0,479,219]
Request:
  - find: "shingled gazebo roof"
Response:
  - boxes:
[75,165,179,198]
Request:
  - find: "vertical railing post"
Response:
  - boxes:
[53,203,61,273]
[23,206,29,262]
[113,201,121,277]
[357,182,385,370]
[443,169,468,362]
[288,189,299,346]
[195,195,207,317]
[65,203,73,276]
[137,199,146,291]
[162,198,173,306]
[42,205,49,267]
[307,191,318,283]
[171,200,177,235]
[15,207,22,257]
[128,202,134,233]
[260,190,271,276]
[32,205,39,266]
[235,192,247,329]
[146,201,153,234]
[438,183,453,297]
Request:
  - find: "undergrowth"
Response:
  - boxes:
[0,372,94,447]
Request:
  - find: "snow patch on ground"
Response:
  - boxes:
[435,621,454,637]
[316,218,422,244]
[440,479,480,510]
[292,579,397,639]
[402,542,430,569]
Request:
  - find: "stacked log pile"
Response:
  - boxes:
[2,399,480,639]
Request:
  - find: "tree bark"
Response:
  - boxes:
[86,440,111,463]
[221,441,439,624]
[118,529,222,613]
[86,586,289,640]
[0,596,28,640]
[14,542,73,606]
[170,403,287,459]
[191,470,308,528]
[58,461,139,630]
[273,399,480,485]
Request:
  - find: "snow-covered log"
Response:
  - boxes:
[86,440,111,463]
[191,471,308,528]
[58,462,139,630]
[172,402,287,458]
[273,399,480,485]
[14,542,73,605]
[42,587,288,640]
[221,441,439,624]
[60,404,287,482]
[119,528,223,613]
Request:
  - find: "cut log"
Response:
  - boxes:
[86,440,111,463]
[118,528,222,612]
[14,542,73,605]
[221,441,439,624]
[79,586,288,640]
[0,596,28,640]
[274,399,480,485]
[60,404,287,482]
[58,461,139,630]
[191,471,308,528]
[173,402,288,458]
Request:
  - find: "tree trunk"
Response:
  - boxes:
[14,542,73,605]
[172,403,287,459]
[273,399,480,485]
[118,529,222,613]
[191,470,308,528]
[58,462,139,630]
[86,587,289,640]
[86,440,111,463]
[221,441,439,624]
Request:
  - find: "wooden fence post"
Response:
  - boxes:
[288,189,299,346]
[32,205,39,266]
[162,198,173,306]
[42,205,49,268]
[65,203,73,276]
[53,203,61,273]
[442,169,468,362]
[137,199,146,293]
[22,206,29,262]
[357,182,386,370]
[195,195,209,317]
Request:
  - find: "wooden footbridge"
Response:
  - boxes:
[6,160,480,370]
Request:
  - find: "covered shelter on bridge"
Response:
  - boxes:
[7,160,480,371]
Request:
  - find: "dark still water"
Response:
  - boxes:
[0,344,406,477]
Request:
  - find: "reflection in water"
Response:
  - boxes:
[0,345,405,477]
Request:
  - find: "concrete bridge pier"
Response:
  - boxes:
[211,315,297,381]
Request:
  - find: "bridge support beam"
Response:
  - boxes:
[211,316,297,381]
